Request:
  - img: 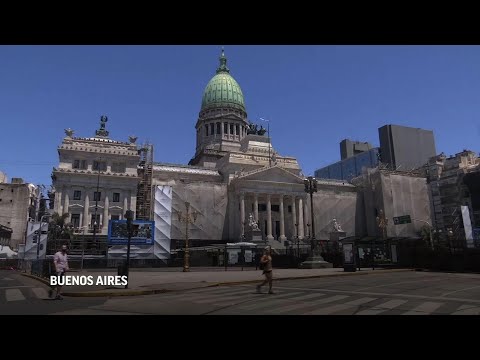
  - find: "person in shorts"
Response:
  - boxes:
[256,246,274,294]
[49,244,69,300]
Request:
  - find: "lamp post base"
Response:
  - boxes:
[299,255,333,269]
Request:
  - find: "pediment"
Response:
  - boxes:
[234,165,304,184]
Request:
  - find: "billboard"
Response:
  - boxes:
[108,220,155,245]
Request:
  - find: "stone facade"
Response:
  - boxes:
[51,121,140,235]
[0,179,37,249]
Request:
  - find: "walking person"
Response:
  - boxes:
[49,244,69,300]
[256,246,274,294]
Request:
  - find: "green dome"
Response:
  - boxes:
[201,50,246,112]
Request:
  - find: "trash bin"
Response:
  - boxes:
[341,240,357,272]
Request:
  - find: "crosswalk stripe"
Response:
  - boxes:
[264,295,339,314]
[402,302,444,315]
[292,293,328,302]
[356,299,408,315]
[2,277,14,281]
[344,297,378,306]
[239,292,305,311]
[300,295,351,315]
[32,287,49,299]
[194,294,254,304]
[162,289,252,302]
[5,289,25,302]
[451,304,480,315]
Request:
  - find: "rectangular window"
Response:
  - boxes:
[235,124,240,136]
[94,192,101,201]
[113,193,120,202]
[73,190,81,200]
[210,123,214,135]
[205,124,209,136]
[71,214,80,228]
[216,122,221,135]
[230,124,234,135]
[73,160,87,169]
[288,205,292,213]
[111,215,120,221]
[224,123,228,134]
[258,204,267,212]
[93,161,107,171]
[271,205,280,212]
[112,163,126,173]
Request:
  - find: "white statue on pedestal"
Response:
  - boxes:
[248,213,260,231]
[332,218,343,232]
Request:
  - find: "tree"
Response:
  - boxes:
[48,212,74,242]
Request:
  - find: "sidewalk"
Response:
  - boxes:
[22,267,412,297]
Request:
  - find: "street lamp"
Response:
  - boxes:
[375,209,388,270]
[176,202,198,272]
[304,176,318,255]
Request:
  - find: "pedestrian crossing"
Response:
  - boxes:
[156,285,480,315]
[1,286,50,302]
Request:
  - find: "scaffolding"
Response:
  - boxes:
[136,142,154,220]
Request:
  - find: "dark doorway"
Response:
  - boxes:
[275,221,280,240]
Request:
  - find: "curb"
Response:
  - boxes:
[207,268,413,287]
[20,273,51,286]
[21,268,413,297]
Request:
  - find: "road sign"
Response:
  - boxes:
[393,215,411,225]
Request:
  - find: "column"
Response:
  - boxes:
[103,195,109,232]
[83,194,89,228]
[279,195,286,241]
[130,192,136,218]
[266,194,273,241]
[123,194,128,215]
[254,193,259,222]
[56,189,63,215]
[298,197,305,240]
[79,213,83,229]
[240,193,245,239]
[63,192,70,219]
[291,196,297,239]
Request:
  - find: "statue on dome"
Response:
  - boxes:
[64,128,74,137]
[95,115,110,137]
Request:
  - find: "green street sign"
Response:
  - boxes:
[393,215,411,225]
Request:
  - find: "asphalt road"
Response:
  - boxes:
[0,270,107,315]
[3,270,480,315]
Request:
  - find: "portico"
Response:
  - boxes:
[230,165,311,247]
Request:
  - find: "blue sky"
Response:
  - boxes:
[0,45,479,186]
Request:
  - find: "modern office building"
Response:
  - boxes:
[379,124,436,171]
